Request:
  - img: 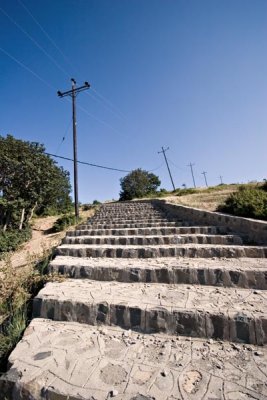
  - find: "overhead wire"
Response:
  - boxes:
[0,5,71,78]
[2,3,129,137]
[46,152,130,173]
[17,0,76,73]
[54,118,72,155]
[16,0,127,120]
[168,158,187,172]
[1,5,163,175]
[0,46,55,90]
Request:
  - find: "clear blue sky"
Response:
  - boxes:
[1,0,266,202]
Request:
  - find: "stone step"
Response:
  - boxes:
[32,280,267,344]
[78,221,186,229]
[91,217,166,223]
[66,226,230,237]
[89,218,171,224]
[49,256,267,289]
[2,318,267,400]
[56,243,267,258]
[95,210,163,216]
[62,234,243,246]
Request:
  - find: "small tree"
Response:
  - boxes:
[119,169,161,201]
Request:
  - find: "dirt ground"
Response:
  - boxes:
[0,210,94,271]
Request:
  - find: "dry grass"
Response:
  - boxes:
[166,186,239,211]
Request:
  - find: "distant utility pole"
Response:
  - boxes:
[187,162,196,188]
[158,146,175,190]
[57,79,90,221]
[219,175,223,185]
[201,171,208,187]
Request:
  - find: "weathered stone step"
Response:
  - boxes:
[66,226,230,237]
[78,221,186,229]
[56,243,267,258]
[91,217,166,223]
[49,256,267,289]
[90,216,169,221]
[2,319,267,400]
[62,234,243,246]
[32,280,267,344]
[95,210,163,216]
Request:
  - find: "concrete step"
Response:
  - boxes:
[2,318,267,400]
[56,243,267,258]
[62,234,243,246]
[49,256,267,289]
[32,280,267,344]
[78,221,186,229]
[89,218,171,224]
[95,211,163,216]
[67,226,230,237]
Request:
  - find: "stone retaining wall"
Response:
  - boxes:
[153,200,267,245]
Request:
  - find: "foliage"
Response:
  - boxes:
[175,188,198,196]
[217,186,267,220]
[262,180,267,192]
[0,227,32,255]
[92,200,101,205]
[0,135,72,231]
[120,169,161,201]
[0,249,64,372]
[51,214,80,232]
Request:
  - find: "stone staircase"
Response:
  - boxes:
[1,201,267,400]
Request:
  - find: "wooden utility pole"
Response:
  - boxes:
[201,171,208,187]
[57,79,90,221]
[158,146,175,190]
[187,162,196,188]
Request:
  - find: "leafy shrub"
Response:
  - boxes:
[51,214,80,232]
[92,200,101,205]
[120,169,161,201]
[82,204,93,211]
[217,187,267,220]
[175,188,198,197]
[0,227,32,254]
[262,180,267,192]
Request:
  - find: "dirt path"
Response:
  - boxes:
[0,210,94,270]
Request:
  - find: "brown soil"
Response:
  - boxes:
[0,210,94,271]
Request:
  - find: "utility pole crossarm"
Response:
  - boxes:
[158,146,175,191]
[57,78,90,221]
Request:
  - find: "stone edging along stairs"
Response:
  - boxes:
[1,200,267,400]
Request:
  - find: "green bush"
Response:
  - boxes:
[51,214,80,232]
[0,228,32,254]
[217,187,267,220]
[175,188,198,197]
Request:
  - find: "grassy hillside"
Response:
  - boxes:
[142,183,265,213]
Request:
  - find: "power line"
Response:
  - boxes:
[148,162,165,172]
[17,0,126,120]
[0,5,70,78]
[219,175,224,185]
[168,158,185,171]
[46,152,130,173]
[55,118,72,155]
[187,162,196,188]
[18,0,75,73]
[0,47,55,90]
[158,147,176,190]
[90,88,127,120]
[85,90,125,121]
